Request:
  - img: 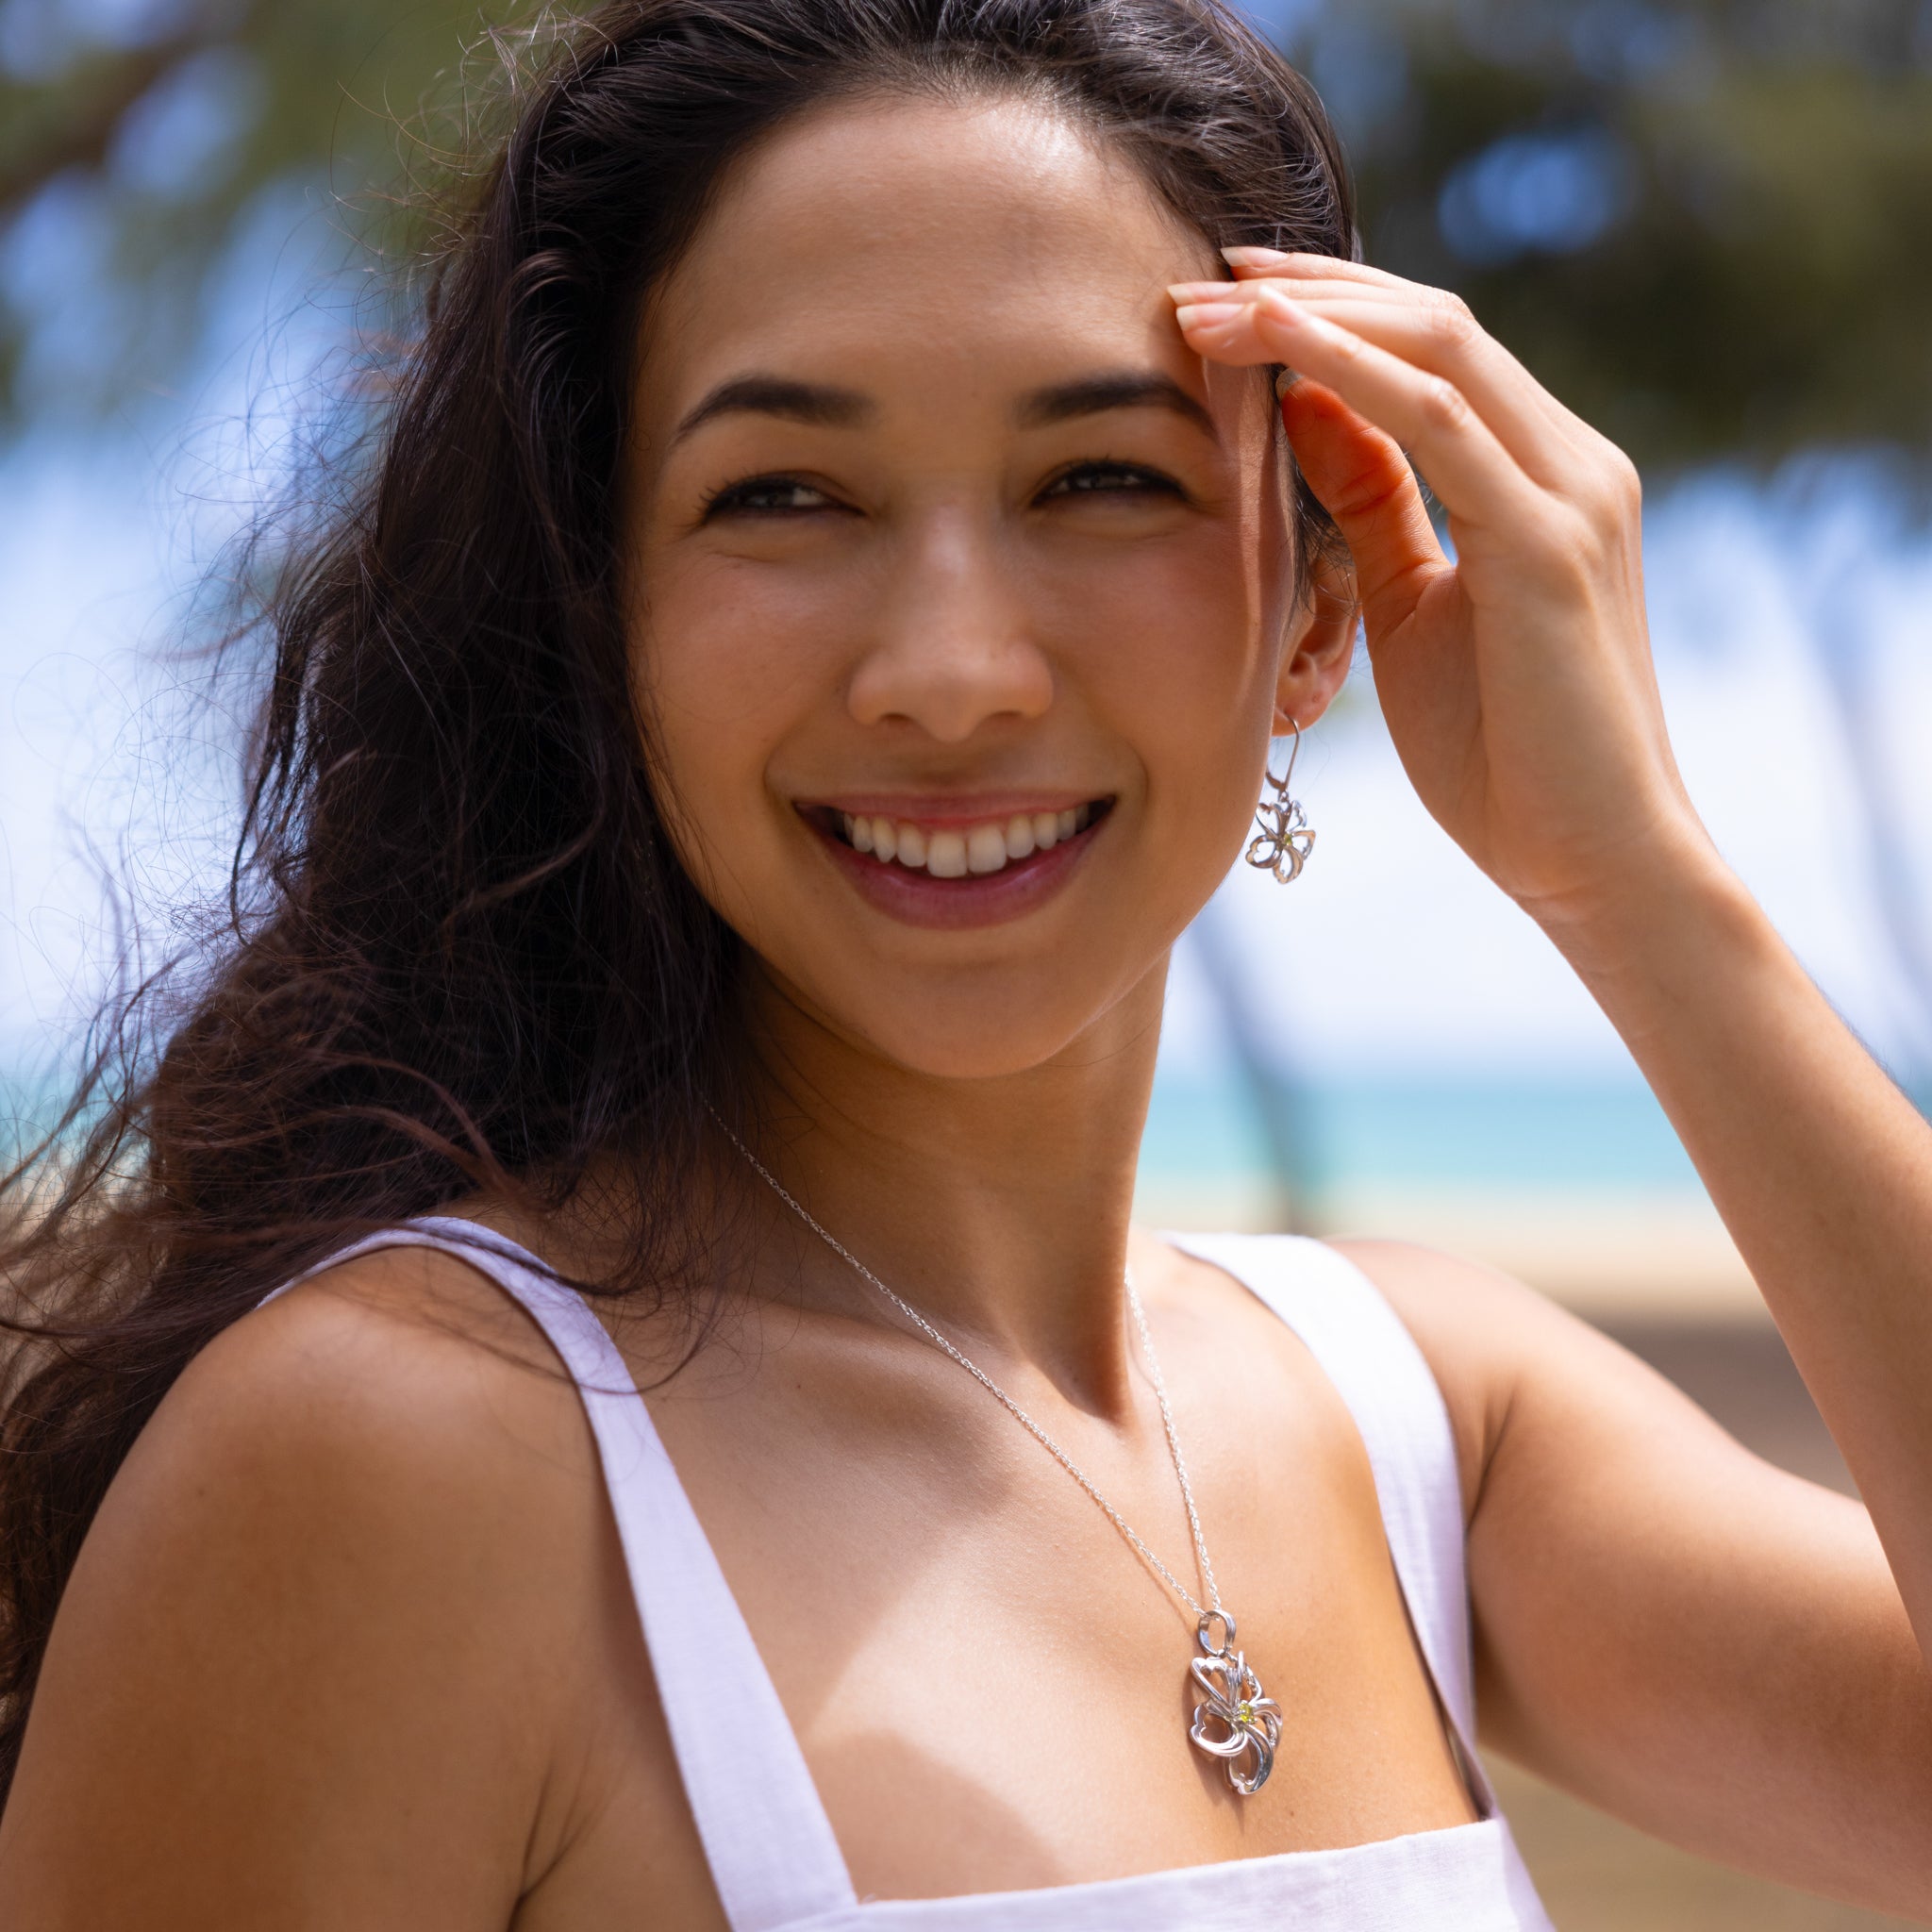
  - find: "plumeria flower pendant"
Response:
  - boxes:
[1187,1611,1281,1796]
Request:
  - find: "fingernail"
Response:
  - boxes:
[1274,368,1302,397]
[1168,280,1241,300]
[1174,301,1243,328]
[1222,244,1289,265]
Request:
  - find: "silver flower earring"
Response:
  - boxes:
[1243,717,1315,885]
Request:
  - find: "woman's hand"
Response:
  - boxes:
[1171,250,1716,932]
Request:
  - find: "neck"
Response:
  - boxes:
[724,957,1170,1416]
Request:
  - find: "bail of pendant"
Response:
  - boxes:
[1197,1607,1236,1657]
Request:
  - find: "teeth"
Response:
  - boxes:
[966,824,1007,874]
[926,829,968,877]
[834,804,1100,876]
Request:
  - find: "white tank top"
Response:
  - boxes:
[275,1219,1557,1929]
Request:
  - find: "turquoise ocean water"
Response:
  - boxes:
[15,1059,1914,1197]
[4,1064,1707,1191]
[1141,1073,1706,1194]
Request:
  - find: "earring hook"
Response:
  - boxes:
[1275,715,1302,792]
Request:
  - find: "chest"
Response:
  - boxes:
[516,1285,1479,1926]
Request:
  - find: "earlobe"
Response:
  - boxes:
[1274,557,1359,734]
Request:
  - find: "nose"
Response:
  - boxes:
[845,508,1054,742]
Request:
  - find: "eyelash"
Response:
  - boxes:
[1040,459,1186,502]
[696,459,1187,523]
[698,475,836,519]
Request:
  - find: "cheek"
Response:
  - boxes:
[626,554,841,909]
[641,530,856,705]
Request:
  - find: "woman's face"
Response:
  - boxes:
[625,94,1322,1081]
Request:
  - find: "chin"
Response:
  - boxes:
[790,966,1145,1085]
[858,1008,1114,1083]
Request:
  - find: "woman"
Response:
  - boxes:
[2,0,1928,1924]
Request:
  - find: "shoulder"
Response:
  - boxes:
[119,1236,608,1702]
[1325,1232,1577,1370]
[211,1235,581,1440]
[1326,1233,1758,1538]
[144,1240,599,1559]
[0,1241,615,1918]
[1320,1236,1634,1520]
[1145,1230,1573,1512]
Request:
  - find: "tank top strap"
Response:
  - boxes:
[1165,1231,1493,1806]
[266,1218,858,1932]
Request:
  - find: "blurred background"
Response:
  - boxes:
[2,0,1929,1923]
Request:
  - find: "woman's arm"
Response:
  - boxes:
[1542,831,1932,1629]
[1354,1236,1932,1913]
[0,1252,595,1930]
[1174,258,1932,1904]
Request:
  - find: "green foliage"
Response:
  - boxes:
[1,0,1929,469]
[1332,0,1932,471]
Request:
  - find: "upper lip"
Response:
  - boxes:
[798,791,1110,826]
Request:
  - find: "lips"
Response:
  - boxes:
[797,794,1113,929]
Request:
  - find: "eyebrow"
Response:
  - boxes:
[1015,371,1218,439]
[668,366,1218,447]
[671,376,874,445]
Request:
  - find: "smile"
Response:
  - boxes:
[834,802,1098,877]
[796,794,1113,929]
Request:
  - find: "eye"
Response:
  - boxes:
[700,475,843,519]
[1039,460,1187,503]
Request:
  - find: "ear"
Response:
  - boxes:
[1273,547,1358,735]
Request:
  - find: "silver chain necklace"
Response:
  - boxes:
[712,1114,1281,1796]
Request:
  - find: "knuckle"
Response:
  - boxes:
[1425,291,1479,351]
[1610,448,1643,511]
[1419,376,1470,433]
[1584,446,1643,523]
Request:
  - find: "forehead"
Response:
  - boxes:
[636,93,1224,426]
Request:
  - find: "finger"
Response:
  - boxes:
[1220,250,1490,317]
[1178,287,1538,529]
[1221,247,1411,291]
[1171,277,1413,309]
[1279,377,1449,637]
[1208,254,1607,455]
[1172,280,1589,482]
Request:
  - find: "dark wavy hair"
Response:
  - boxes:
[0,0,1354,1799]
